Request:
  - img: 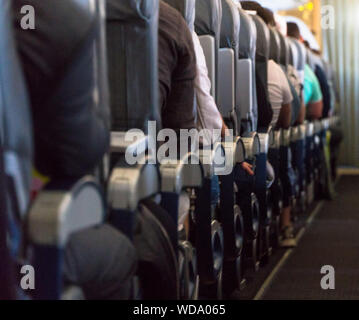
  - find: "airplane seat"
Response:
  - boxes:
[106,0,161,238]
[288,38,299,72]
[290,39,308,213]
[228,4,262,273]
[275,32,300,212]
[249,13,275,265]
[13,0,109,300]
[279,32,290,69]
[218,0,240,135]
[106,0,194,300]
[287,39,304,214]
[217,0,247,296]
[292,39,307,84]
[193,0,236,299]
[161,0,202,300]
[195,0,222,103]
[269,27,281,64]
[0,0,33,299]
[235,4,258,134]
[267,27,284,247]
[304,48,328,201]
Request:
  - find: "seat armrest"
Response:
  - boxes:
[28,177,105,247]
[111,131,148,155]
[306,122,314,138]
[160,153,204,193]
[222,136,246,169]
[241,132,260,159]
[281,129,291,147]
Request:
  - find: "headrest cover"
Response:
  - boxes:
[107,0,158,21]
[289,38,299,68]
[293,39,306,72]
[252,15,270,61]
[269,27,280,63]
[164,0,196,32]
[278,31,289,66]
[237,7,257,60]
[220,0,240,50]
[106,0,160,132]
[195,0,222,40]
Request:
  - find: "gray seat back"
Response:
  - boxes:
[269,27,281,64]
[106,0,160,133]
[194,0,222,104]
[252,15,270,63]
[218,0,240,134]
[278,32,290,68]
[292,39,307,84]
[288,38,299,70]
[236,4,258,133]
[252,14,273,131]
[164,0,196,32]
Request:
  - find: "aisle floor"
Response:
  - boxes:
[262,175,359,299]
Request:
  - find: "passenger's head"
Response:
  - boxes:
[241,1,276,27]
[287,22,301,40]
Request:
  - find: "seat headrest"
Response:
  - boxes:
[269,28,281,63]
[220,0,240,50]
[106,0,160,132]
[252,15,270,62]
[237,7,257,60]
[0,0,33,215]
[292,39,306,72]
[106,0,158,21]
[163,0,196,32]
[288,38,299,68]
[278,31,289,66]
[194,0,222,40]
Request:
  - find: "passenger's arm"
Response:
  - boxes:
[307,100,323,120]
[306,69,323,120]
[277,103,292,129]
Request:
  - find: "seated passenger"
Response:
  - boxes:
[287,22,323,120]
[14,0,136,299]
[241,2,298,247]
[311,50,332,119]
[158,1,197,132]
[241,1,293,130]
[192,30,254,208]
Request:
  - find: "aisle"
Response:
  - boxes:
[261,175,359,300]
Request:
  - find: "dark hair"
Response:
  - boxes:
[240,1,276,26]
[287,22,301,39]
[303,40,310,48]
